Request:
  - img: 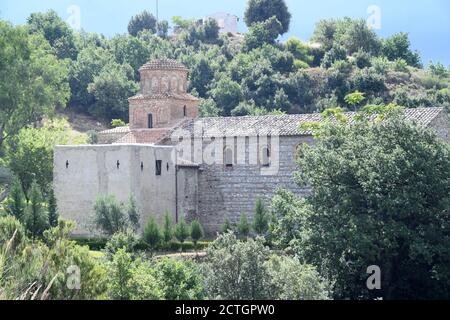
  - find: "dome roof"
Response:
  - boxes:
[139,59,188,72]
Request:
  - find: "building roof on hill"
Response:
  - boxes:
[176,107,446,138]
[139,59,188,72]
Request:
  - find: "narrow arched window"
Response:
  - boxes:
[224,147,233,167]
[148,113,153,129]
[183,105,187,117]
[261,146,270,167]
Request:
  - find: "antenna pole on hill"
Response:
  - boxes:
[156,0,159,21]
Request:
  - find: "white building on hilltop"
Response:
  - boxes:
[204,12,239,34]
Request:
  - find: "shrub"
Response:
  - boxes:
[253,199,269,235]
[204,232,270,300]
[190,220,204,249]
[104,230,139,259]
[0,215,26,252]
[3,179,26,222]
[151,258,205,300]
[24,180,48,239]
[162,212,173,246]
[111,119,126,128]
[221,218,233,234]
[143,217,161,253]
[237,213,251,238]
[265,255,331,300]
[174,219,190,248]
[93,195,128,236]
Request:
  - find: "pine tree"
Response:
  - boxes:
[143,217,161,254]
[174,218,189,251]
[25,180,48,240]
[47,188,59,227]
[253,198,269,235]
[4,178,26,222]
[190,220,204,250]
[221,218,233,234]
[127,195,140,231]
[163,211,173,246]
[237,212,251,238]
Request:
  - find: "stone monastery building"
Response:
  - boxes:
[54,59,450,236]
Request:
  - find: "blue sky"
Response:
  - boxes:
[1,0,449,65]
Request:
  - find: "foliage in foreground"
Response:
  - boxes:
[271,108,450,300]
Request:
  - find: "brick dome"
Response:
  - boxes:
[139,59,188,72]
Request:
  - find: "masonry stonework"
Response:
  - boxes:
[54,59,450,237]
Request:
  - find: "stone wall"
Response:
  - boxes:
[129,98,198,129]
[429,110,450,142]
[54,144,177,236]
[192,135,313,234]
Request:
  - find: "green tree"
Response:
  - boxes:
[4,179,26,222]
[286,37,313,65]
[27,10,78,59]
[162,212,173,246]
[203,18,220,44]
[244,0,291,35]
[93,195,128,236]
[209,78,243,115]
[0,21,70,148]
[104,230,139,259]
[189,57,215,97]
[127,195,140,232]
[344,90,366,110]
[265,255,331,300]
[0,166,14,203]
[88,62,139,121]
[382,32,421,67]
[156,20,169,39]
[280,107,450,299]
[204,232,270,299]
[190,220,204,249]
[109,35,150,80]
[312,18,381,55]
[244,16,283,51]
[5,119,86,195]
[108,248,134,300]
[143,217,162,254]
[47,188,58,228]
[24,180,48,240]
[0,215,26,252]
[152,258,205,300]
[237,213,251,238]
[68,45,113,107]
[128,10,157,36]
[253,199,269,235]
[221,218,233,234]
[174,219,190,249]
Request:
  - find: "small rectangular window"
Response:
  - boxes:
[155,160,162,176]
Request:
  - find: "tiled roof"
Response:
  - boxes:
[139,59,188,72]
[113,129,169,144]
[128,92,199,102]
[177,107,445,138]
[99,127,131,135]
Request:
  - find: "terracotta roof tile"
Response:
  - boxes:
[113,129,169,144]
[139,59,188,72]
[128,92,199,101]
